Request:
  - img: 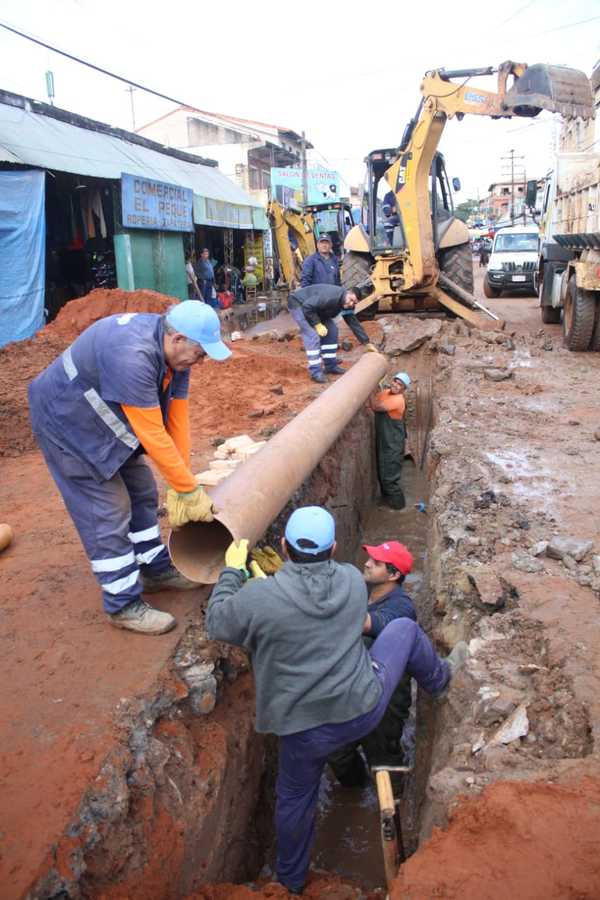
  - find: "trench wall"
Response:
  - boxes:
[28,409,377,900]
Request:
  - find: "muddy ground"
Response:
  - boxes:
[2,270,600,898]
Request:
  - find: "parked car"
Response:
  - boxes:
[483,225,539,298]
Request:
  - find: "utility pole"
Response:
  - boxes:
[126,85,137,132]
[501,148,525,224]
[301,130,309,206]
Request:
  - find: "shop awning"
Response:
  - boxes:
[0,97,266,229]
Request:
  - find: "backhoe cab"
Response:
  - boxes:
[342,61,593,326]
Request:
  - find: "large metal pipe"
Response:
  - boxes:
[169,352,388,583]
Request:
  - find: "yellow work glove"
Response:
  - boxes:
[314,323,328,337]
[251,545,284,575]
[225,539,250,573]
[249,561,267,579]
[365,342,379,352]
[166,485,215,528]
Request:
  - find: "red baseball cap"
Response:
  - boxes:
[363,541,413,575]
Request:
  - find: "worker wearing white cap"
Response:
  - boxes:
[28,301,231,635]
[369,371,411,509]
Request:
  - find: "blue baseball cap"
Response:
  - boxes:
[166,301,231,361]
[284,506,335,555]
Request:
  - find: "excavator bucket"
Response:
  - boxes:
[504,64,594,119]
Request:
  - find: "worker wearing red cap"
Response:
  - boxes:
[329,541,417,786]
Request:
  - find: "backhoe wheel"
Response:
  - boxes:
[439,242,474,294]
[483,275,501,299]
[540,262,562,323]
[562,279,596,351]
[589,295,600,351]
[341,251,373,293]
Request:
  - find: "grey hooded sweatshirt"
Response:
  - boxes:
[206,560,383,735]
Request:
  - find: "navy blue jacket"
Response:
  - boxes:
[365,584,416,639]
[300,251,340,288]
[287,284,369,344]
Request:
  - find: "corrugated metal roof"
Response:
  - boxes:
[0,99,262,211]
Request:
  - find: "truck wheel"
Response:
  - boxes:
[439,242,474,294]
[540,261,561,323]
[341,252,373,293]
[483,276,501,299]
[589,295,600,351]
[563,279,596,351]
[541,305,561,324]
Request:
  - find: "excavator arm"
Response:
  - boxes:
[267,200,316,288]
[350,61,593,319]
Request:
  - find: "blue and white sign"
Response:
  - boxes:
[121,172,193,232]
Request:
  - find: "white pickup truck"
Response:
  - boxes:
[483,225,539,298]
[533,150,600,350]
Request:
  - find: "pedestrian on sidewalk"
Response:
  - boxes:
[369,371,411,509]
[287,284,377,383]
[195,248,217,306]
[185,251,203,300]
[328,540,416,786]
[206,506,468,895]
[300,234,340,287]
[28,302,231,635]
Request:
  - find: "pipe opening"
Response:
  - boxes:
[169,518,233,583]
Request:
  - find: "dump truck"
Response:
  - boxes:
[341,61,594,327]
[532,63,600,350]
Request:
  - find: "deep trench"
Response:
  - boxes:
[236,373,439,892]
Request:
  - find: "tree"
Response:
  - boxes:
[454,200,480,223]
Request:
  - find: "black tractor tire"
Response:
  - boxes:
[539,261,562,323]
[341,251,373,293]
[483,275,501,299]
[589,294,600,351]
[438,242,474,294]
[541,305,561,324]
[562,278,596,351]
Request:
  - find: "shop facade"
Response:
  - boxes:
[0,90,268,346]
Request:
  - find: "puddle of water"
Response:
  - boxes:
[311,460,428,888]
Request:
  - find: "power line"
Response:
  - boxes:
[496,0,537,29]
[0,19,191,109]
[532,15,600,36]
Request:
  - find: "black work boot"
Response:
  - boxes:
[325,364,346,375]
[311,371,327,384]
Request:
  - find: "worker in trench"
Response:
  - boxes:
[327,540,416,787]
[287,283,378,383]
[206,506,468,895]
[369,371,411,510]
[28,302,231,635]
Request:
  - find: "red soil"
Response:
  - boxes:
[391,777,600,900]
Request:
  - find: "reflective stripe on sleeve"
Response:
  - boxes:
[62,347,77,380]
[128,525,161,543]
[102,569,140,595]
[136,545,165,566]
[91,550,136,573]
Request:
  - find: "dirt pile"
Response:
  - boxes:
[392,777,600,900]
[45,287,176,341]
[190,872,385,899]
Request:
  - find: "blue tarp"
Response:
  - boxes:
[0,170,45,347]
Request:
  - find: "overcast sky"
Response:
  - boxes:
[1,0,599,201]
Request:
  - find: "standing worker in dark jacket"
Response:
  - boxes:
[370,371,411,509]
[329,540,416,786]
[300,233,340,287]
[195,248,217,307]
[28,302,231,634]
[287,284,376,383]
[206,506,468,895]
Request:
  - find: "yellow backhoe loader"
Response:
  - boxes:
[267,200,316,289]
[342,61,594,327]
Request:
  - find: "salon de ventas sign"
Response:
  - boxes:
[121,173,193,232]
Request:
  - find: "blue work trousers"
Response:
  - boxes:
[275,618,449,892]
[289,308,339,375]
[35,433,171,613]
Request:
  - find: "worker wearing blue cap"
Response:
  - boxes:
[28,301,231,635]
[206,506,468,895]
